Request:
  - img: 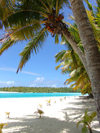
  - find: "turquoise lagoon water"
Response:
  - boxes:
[0,92,82,98]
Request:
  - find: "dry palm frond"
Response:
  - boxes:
[54,101,56,103]
[37,109,44,118]
[46,99,51,106]
[0,123,7,133]
[64,96,66,100]
[60,98,63,101]
[38,104,42,108]
[5,112,10,118]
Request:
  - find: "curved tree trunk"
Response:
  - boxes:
[88,93,94,99]
[62,30,88,73]
[69,0,100,123]
[50,18,88,72]
[88,124,93,133]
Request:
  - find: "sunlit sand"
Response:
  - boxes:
[0,96,100,133]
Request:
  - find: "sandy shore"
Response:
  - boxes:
[0,96,100,133]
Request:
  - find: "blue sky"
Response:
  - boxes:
[0,33,69,87]
[0,0,96,88]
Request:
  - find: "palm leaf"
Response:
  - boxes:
[82,125,88,133]
[89,112,97,122]
[56,0,59,16]
[17,28,48,72]
[55,34,59,44]
[84,0,93,13]
[39,0,51,13]
[3,10,41,28]
[77,120,83,128]
[64,21,78,32]
[55,50,66,63]
[0,38,16,55]
[55,62,64,70]
[8,22,41,41]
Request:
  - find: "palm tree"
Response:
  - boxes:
[0,0,100,123]
[0,0,86,72]
[69,0,100,123]
[55,6,100,96]
[55,49,91,95]
[0,121,7,133]
[77,110,97,133]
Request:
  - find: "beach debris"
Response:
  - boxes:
[34,109,44,118]
[37,109,44,118]
[60,98,63,102]
[54,101,56,103]
[0,123,7,133]
[46,99,51,106]
[38,104,42,108]
[5,112,10,118]
[77,109,97,133]
[64,96,66,100]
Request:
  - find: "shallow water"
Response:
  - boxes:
[0,92,82,98]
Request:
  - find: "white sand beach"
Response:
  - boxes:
[0,96,100,133]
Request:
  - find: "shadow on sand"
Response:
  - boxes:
[3,97,100,133]
[4,115,81,133]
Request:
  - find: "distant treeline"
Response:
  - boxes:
[0,87,80,93]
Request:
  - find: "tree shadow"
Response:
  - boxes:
[62,97,100,132]
[64,97,96,114]
[3,114,81,133]
[3,113,100,133]
[2,97,100,133]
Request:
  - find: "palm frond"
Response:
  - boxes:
[0,0,13,24]
[55,62,64,70]
[56,0,59,16]
[55,50,66,63]
[0,38,16,55]
[55,34,59,44]
[8,22,41,41]
[3,10,41,29]
[39,0,51,13]
[84,0,93,13]
[17,28,48,72]
[55,0,69,11]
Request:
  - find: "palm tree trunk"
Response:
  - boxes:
[54,20,88,73]
[69,0,100,123]
[87,124,93,133]
[0,129,2,133]
[88,93,94,99]
[62,30,88,72]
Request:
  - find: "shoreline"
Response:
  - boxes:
[0,91,81,93]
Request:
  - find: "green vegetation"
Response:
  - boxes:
[77,110,97,133]
[0,0,100,123]
[0,0,69,72]
[0,87,80,93]
[55,1,100,95]
[0,123,7,133]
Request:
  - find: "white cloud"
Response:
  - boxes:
[0,81,15,86]
[35,77,44,82]
[0,67,15,72]
[0,67,40,76]
[6,81,15,85]
[51,84,57,88]
[30,77,65,88]
[21,71,40,76]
